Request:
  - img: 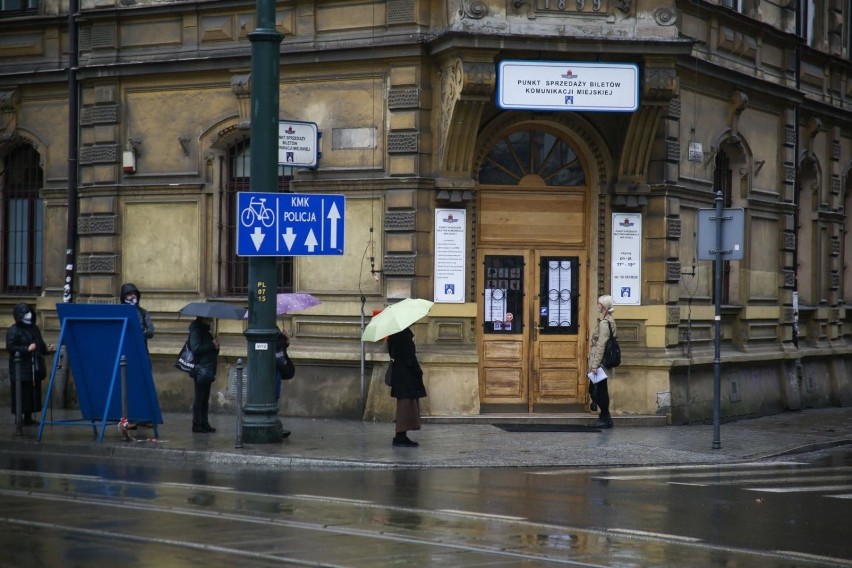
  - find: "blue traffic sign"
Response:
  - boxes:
[237,192,345,256]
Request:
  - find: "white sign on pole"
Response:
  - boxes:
[498,60,639,112]
[611,213,642,305]
[278,120,318,168]
[434,209,466,303]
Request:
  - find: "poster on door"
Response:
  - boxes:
[611,213,642,306]
[434,209,466,303]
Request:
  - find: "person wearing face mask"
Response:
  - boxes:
[120,283,154,353]
[6,303,53,426]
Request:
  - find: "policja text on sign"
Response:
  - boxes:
[236,192,345,256]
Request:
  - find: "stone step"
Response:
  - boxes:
[422,413,669,427]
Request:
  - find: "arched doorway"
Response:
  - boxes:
[475,125,592,412]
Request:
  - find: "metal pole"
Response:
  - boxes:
[712,190,723,450]
[360,294,366,413]
[64,0,79,304]
[121,354,128,420]
[235,358,244,449]
[14,353,23,436]
[242,0,284,443]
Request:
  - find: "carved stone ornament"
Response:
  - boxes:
[459,0,487,19]
[231,73,252,130]
[0,89,20,146]
[438,57,496,184]
[643,67,678,102]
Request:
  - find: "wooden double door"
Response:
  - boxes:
[476,188,590,412]
[477,247,588,411]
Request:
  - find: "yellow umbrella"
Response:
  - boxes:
[362,298,434,342]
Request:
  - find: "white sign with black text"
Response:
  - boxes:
[434,209,466,303]
[278,120,318,168]
[611,213,642,306]
[498,60,639,112]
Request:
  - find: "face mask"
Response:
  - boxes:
[125,298,138,306]
[21,313,33,325]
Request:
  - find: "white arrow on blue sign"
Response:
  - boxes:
[237,192,345,256]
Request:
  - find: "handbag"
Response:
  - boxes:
[602,320,621,368]
[276,350,296,381]
[384,359,394,386]
[175,340,195,374]
[194,365,215,384]
[32,352,47,381]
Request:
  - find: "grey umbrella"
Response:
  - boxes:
[179,302,246,320]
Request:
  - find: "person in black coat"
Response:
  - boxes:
[6,303,53,426]
[387,327,427,447]
[188,316,219,433]
[120,283,154,352]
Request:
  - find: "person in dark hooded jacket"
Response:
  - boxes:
[6,303,53,426]
[387,327,427,447]
[188,316,219,433]
[120,283,154,351]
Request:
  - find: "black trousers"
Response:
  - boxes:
[589,379,611,421]
[192,380,212,426]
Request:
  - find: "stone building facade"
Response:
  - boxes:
[1,0,851,423]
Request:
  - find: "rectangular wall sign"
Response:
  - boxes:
[498,60,639,112]
[611,213,642,306]
[434,209,466,303]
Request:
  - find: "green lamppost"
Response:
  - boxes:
[242,0,283,443]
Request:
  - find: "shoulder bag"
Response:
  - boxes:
[175,340,195,374]
[602,320,621,368]
[384,359,394,386]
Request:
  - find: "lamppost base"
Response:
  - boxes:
[241,417,283,444]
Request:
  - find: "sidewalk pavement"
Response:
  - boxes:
[2,407,851,469]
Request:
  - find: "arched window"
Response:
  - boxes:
[479,129,585,186]
[2,143,43,293]
[224,139,293,296]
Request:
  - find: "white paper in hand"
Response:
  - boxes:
[587,368,608,384]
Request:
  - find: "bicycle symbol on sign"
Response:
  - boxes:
[240,197,275,228]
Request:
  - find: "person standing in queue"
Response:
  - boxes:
[387,327,427,447]
[189,316,219,433]
[120,283,154,353]
[6,303,54,426]
[587,294,616,429]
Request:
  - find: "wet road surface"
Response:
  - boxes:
[0,449,850,567]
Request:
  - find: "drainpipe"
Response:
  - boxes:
[64,0,79,304]
[56,0,79,407]
[792,3,801,353]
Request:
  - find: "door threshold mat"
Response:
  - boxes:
[493,424,600,433]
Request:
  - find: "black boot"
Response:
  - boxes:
[392,433,419,447]
[593,417,613,429]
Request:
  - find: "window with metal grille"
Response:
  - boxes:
[224,139,293,296]
[2,143,43,294]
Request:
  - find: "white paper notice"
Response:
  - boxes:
[434,209,466,303]
[587,368,608,384]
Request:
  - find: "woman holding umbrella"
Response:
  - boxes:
[387,327,427,447]
[363,298,433,447]
[188,316,220,433]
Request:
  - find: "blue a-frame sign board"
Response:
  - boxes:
[38,304,163,442]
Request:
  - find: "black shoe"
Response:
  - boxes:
[589,400,598,412]
[282,429,291,439]
[192,424,208,433]
[202,424,216,433]
[393,435,419,447]
[22,417,37,426]
[593,419,613,429]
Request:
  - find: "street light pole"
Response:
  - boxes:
[242,0,283,443]
[712,190,723,450]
